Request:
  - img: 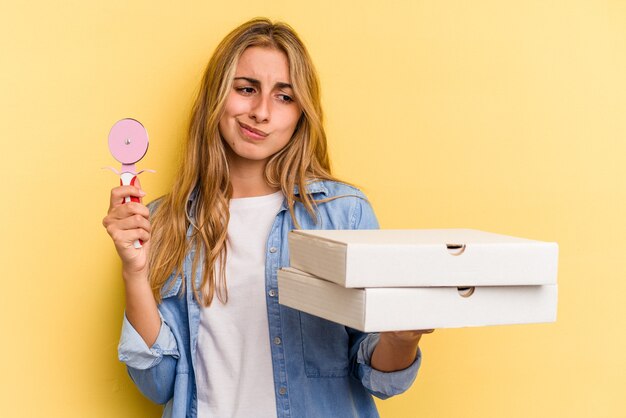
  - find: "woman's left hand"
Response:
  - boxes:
[371,329,435,372]
[381,329,435,346]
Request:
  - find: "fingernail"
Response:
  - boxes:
[139,190,146,196]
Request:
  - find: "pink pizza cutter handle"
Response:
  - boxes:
[120,172,143,249]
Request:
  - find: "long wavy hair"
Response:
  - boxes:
[148,18,340,306]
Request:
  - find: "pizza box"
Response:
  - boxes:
[278,267,557,332]
[288,229,558,287]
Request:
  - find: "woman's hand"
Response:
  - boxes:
[102,183,151,277]
[103,181,162,345]
[370,329,435,372]
[382,329,435,344]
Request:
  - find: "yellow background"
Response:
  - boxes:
[1,1,624,417]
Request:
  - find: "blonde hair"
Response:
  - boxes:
[149,18,340,306]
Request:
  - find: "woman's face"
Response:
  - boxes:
[219,46,302,168]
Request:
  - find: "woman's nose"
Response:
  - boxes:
[249,94,270,122]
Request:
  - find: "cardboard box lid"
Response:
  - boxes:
[289,229,559,287]
[291,228,548,245]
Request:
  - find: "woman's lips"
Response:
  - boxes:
[238,122,268,140]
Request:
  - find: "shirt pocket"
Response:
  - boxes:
[299,312,349,377]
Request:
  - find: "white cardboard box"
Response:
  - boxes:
[278,267,558,332]
[288,229,558,287]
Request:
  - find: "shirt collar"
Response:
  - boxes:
[293,180,328,197]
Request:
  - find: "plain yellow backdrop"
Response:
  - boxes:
[1,1,624,417]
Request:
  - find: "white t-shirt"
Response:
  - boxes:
[196,191,283,418]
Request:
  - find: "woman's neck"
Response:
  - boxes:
[230,173,279,198]
[227,155,278,198]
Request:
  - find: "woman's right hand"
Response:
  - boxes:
[102,184,151,277]
[104,183,162,347]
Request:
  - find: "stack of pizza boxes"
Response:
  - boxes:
[277,229,558,332]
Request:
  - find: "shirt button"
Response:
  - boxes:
[273,336,282,345]
[269,246,278,253]
[279,387,287,395]
[268,289,277,297]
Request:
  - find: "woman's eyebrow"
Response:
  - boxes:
[234,76,259,85]
[234,77,293,90]
[275,82,293,90]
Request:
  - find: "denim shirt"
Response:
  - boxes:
[118,180,421,418]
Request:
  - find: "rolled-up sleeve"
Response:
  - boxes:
[355,333,421,399]
[118,312,180,370]
[350,194,422,398]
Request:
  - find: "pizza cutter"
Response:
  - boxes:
[106,118,153,249]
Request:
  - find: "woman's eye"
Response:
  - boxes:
[236,87,255,95]
[278,94,293,103]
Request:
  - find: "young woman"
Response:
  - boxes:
[103,18,432,418]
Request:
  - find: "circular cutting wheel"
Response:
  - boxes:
[108,118,149,164]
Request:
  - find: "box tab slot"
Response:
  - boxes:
[446,243,466,256]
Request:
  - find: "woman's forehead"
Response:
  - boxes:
[235,46,291,84]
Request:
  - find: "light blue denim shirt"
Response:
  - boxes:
[118,180,422,418]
